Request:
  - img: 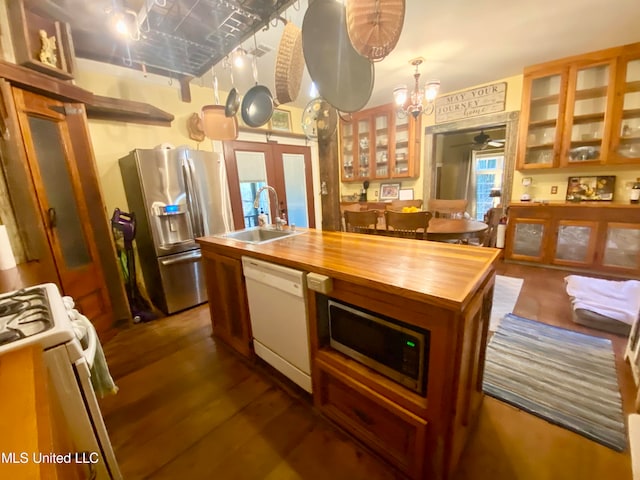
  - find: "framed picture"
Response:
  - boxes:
[270,109,292,132]
[566,176,616,201]
[379,183,401,201]
[398,188,414,200]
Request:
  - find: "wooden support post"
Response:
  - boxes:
[318,132,341,231]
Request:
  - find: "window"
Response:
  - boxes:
[473,152,504,220]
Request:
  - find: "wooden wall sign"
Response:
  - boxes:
[435,82,507,124]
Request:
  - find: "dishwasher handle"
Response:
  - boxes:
[242,259,305,298]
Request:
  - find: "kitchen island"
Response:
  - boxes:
[197,228,500,480]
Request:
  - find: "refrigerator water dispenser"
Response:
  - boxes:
[154,204,193,246]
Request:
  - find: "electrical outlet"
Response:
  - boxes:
[551,186,558,194]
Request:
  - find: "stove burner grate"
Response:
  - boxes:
[0,286,53,343]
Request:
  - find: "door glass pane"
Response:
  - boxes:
[394,115,409,174]
[235,151,267,227]
[568,64,608,162]
[603,226,640,268]
[555,224,592,262]
[29,116,91,268]
[619,59,640,158]
[282,153,308,228]
[341,122,354,180]
[513,222,544,257]
[524,74,561,165]
[373,114,389,178]
[357,119,370,179]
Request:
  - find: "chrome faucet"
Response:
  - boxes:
[253,185,284,230]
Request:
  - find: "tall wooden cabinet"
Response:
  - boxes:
[340,103,421,182]
[517,42,640,169]
[0,75,129,339]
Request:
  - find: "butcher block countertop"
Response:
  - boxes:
[198,228,500,311]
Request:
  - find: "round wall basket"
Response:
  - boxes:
[274,21,304,105]
[346,0,405,62]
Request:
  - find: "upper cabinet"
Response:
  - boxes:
[517,42,640,169]
[610,50,640,163]
[339,104,421,183]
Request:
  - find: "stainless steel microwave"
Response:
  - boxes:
[327,299,429,394]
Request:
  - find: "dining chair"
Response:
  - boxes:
[387,199,424,211]
[344,210,380,234]
[480,207,504,247]
[383,210,433,240]
[427,199,468,218]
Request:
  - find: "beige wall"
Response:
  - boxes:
[74,59,306,221]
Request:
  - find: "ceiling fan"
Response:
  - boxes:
[452,130,505,150]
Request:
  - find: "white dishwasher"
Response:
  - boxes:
[241,256,312,393]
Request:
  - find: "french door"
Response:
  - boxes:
[223,141,315,229]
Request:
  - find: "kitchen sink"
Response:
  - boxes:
[220,227,305,244]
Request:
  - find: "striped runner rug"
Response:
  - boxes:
[482,314,626,451]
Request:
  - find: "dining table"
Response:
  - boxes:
[370,216,489,243]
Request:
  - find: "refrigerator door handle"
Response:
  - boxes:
[182,160,204,237]
[187,157,206,236]
[159,250,202,266]
[182,158,204,237]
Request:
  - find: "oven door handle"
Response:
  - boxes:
[74,315,97,370]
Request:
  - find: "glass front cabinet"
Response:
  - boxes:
[517,43,640,169]
[339,104,420,183]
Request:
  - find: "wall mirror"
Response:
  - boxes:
[422,111,519,220]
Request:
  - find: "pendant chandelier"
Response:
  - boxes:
[393,58,440,118]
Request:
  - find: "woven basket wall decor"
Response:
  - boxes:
[274,21,304,105]
[346,0,405,62]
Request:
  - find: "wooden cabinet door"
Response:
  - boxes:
[598,222,640,274]
[371,109,391,179]
[339,120,355,181]
[11,87,112,325]
[559,59,616,167]
[551,220,599,267]
[505,218,550,262]
[391,111,420,179]
[203,253,252,358]
[517,67,569,169]
[609,48,640,164]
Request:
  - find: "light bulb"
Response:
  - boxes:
[424,80,441,102]
[393,85,408,106]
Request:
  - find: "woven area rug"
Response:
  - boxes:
[483,314,626,451]
[490,276,524,331]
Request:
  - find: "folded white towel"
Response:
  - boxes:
[565,275,640,326]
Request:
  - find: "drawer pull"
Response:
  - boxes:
[353,407,373,426]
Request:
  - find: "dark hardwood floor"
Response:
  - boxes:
[99,261,634,479]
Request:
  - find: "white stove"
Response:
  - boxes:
[0,283,122,479]
[0,283,75,354]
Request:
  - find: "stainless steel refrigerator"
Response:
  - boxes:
[119,147,232,314]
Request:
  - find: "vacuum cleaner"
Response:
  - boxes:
[111,208,156,323]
